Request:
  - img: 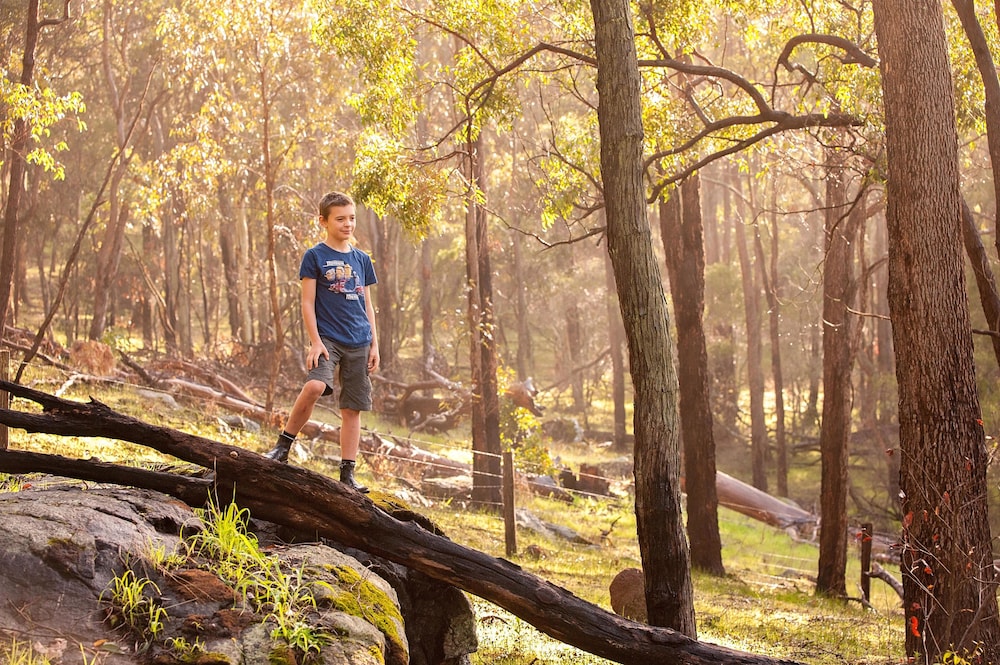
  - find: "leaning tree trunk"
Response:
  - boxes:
[874,0,1000,659]
[590,0,695,635]
[659,177,725,577]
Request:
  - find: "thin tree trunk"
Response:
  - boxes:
[659,176,725,577]
[960,199,1000,366]
[590,0,695,634]
[421,238,435,366]
[218,185,244,343]
[815,151,860,598]
[566,301,585,410]
[734,200,767,492]
[465,133,501,509]
[874,0,1000,658]
[513,229,533,380]
[0,0,67,331]
[754,192,787,497]
[603,248,628,453]
[953,0,1000,260]
[368,207,399,378]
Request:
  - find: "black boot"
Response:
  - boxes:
[264,432,294,463]
[339,460,369,493]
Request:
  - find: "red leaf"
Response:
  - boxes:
[909,616,921,637]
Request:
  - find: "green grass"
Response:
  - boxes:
[0,375,906,665]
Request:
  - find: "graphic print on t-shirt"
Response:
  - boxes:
[323,260,364,300]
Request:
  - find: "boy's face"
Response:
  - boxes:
[321,204,356,242]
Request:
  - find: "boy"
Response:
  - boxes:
[263,191,379,493]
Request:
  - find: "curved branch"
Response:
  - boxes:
[638,57,773,112]
[776,34,878,71]
[648,111,862,202]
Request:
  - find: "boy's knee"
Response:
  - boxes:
[302,379,328,400]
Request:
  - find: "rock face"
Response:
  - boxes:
[0,482,477,665]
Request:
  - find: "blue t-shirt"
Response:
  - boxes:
[299,243,378,348]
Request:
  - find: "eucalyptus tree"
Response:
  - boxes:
[87,0,165,343]
[0,0,77,333]
[155,0,354,406]
[873,0,1000,660]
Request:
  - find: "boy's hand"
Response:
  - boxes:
[368,345,380,373]
[307,341,329,369]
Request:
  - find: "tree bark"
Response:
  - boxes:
[603,248,629,453]
[368,206,400,378]
[952,0,1000,262]
[465,133,502,509]
[960,198,1000,367]
[754,194,787,497]
[815,151,860,598]
[873,0,1000,659]
[0,0,62,332]
[0,380,801,665]
[733,199,768,491]
[590,0,695,635]
[659,178,725,577]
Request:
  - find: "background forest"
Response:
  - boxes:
[3,0,1000,662]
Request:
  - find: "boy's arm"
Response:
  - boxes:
[364,285,380,372]
[301,277,328,369]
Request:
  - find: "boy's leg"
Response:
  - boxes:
[264,379,326,463]
[339,408,368,492]
[335,342,372,492]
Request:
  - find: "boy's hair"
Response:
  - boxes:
[318,191,355,218]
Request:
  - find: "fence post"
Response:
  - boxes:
[860,522,873,602]
[503,451,516,556]
[0,349,8,450]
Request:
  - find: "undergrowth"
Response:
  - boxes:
[1,375,907,665]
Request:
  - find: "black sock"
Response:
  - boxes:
[278,431,295,444]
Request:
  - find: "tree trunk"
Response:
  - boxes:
[465,133,502,509]
[420,237,436,366]
[0,0,44,332]
[590,0,695,635]
[733,199,767,491]
[659,177,725,577]
[873,0,1000,658]
[953,0,1000,261]
[90,0,142,341]
[513,227,533,380]
[367,206,399,378]
[261,66,283,413]
[565,300,585,410]
[960,199,1000,367]
[754,192,787,497]
[0,380,802,665]
[815,150,860,598]
[603,248,629,453]
[218,184,244,343]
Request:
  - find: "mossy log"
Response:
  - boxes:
[0,379,802,665]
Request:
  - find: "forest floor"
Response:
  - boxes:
[0,359,906,665]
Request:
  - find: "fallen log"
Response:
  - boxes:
[0,379,802,665]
